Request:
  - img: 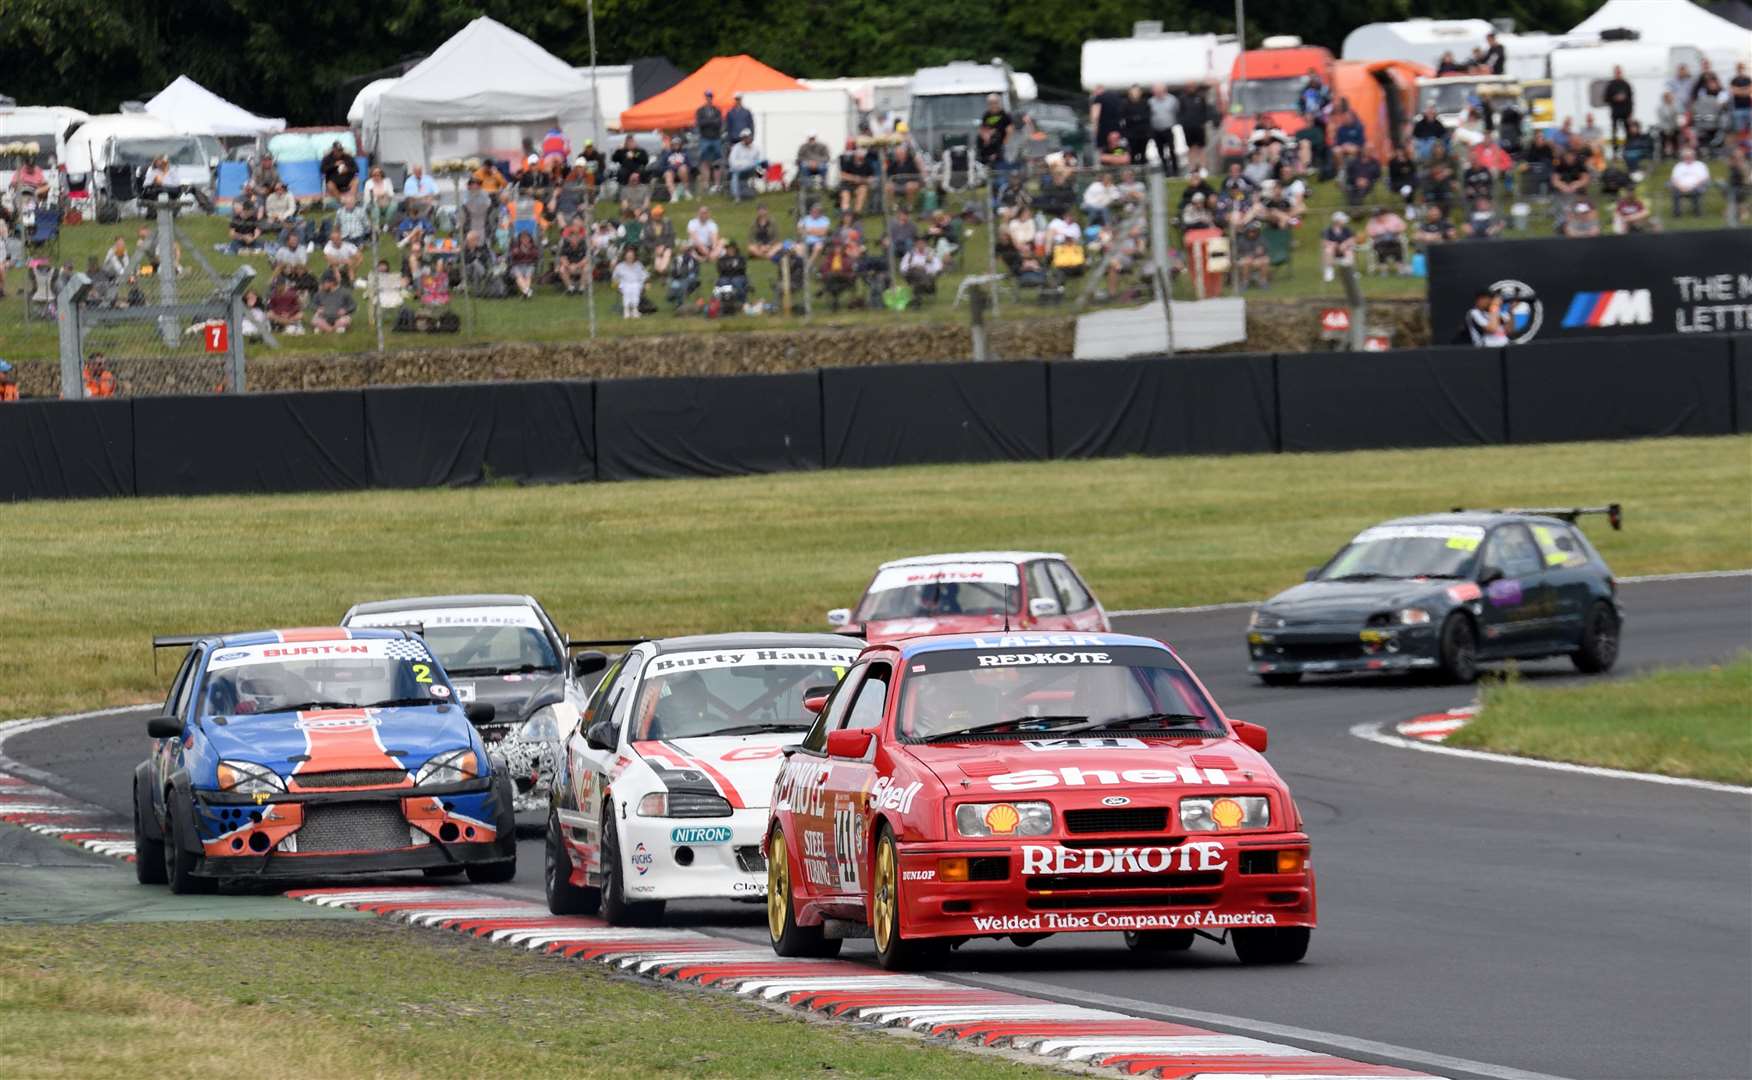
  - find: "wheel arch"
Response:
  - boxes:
[133,762,164,841]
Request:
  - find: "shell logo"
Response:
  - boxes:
[984,803,1022,834]
[1211,797,1245,829]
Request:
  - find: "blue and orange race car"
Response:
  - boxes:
[134,627,518,893]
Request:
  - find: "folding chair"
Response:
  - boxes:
[27,208,60,250]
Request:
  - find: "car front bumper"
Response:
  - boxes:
[1248,625,1440,675]
[618,808,770,903]
[893,834,1315,940]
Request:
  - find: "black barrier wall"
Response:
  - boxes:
[1,334,1745,501]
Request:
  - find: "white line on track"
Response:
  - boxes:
[940,973,1574,1080]
[1350,721,1752,795]
[1107,568,1752,618]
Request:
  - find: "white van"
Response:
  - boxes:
[0,105,89,193]
[63,114,213,202]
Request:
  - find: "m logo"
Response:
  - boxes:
[1562,289,1652,329]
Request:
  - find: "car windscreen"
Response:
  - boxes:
[630,647,860,741]
[1319,524,1482,580]
[198,638,452,717]
[898,643,1220,741]
[913,94,989,135]
[112,138,205,167]
[1231,77,1307,114]
[857,562,1021,621]
[1418,83,1477,114]
[347,606,559,676]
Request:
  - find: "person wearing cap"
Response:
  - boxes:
[726,93,754,145]
[796,130,830,190]
[695,90,725,192]
[1320,211,1357,283]
[726,130,763,202]
[0,361,18,402]
[321,140,358,201]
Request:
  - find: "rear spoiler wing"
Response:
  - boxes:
[1451,503,1622,531]
[152,634,207,677]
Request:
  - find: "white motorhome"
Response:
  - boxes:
[63,114,212,199]
[1079,23,1239,93]
[738,88,858,177]
[0,105,89,192]
[1343,19,1596,81]
[908,61,1036,153]
[1549,41,1704,131]
[801,76,913,127]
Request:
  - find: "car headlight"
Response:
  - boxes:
[518,707,561,742]
[1180,795,1271,831]
[415,748,479,787]
[1249,610,1284,629]
[1396,608,1432,625]
[637,791,733,818]
[216,760,285,795]
[955,801,1053,838]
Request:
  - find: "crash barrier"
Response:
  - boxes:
[2,334,1747,501]
[1428,228,1752,347]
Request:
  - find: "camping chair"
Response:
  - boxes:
[1261,224,1293,271]
[26,208,60,250]
[29,262,56,316]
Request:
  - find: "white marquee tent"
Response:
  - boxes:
[145,75,285,138]
[367,16,599,167]
[1571,0,1752,76]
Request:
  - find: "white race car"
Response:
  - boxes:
[545,633,859,925]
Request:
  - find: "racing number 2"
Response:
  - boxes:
[411,663,433,684]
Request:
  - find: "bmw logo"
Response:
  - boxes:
[1489,278,1543,343]
[1101,795,1131,807]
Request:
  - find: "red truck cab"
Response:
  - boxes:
[1221,39,1334,160]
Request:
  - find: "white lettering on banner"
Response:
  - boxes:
[208,639,412,671]
[869,563,1020,593]
[1022,738,1147,751]
[966,910,1278,932]
[869,777,923,813]
[975,651,1112,667]
[348,605,543,630]
[1354,524,1485,544]
[969,633,1106,649]
[1019,842,1228,875]
[989,765,1230,791]
[1671,274,1752,333]
[647,648,858,676]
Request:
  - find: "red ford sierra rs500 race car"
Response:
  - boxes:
[826,552,1110,643]
[764,632,1314,970]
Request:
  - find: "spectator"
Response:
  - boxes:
[1388,145,1419,202]
[715,240,749,306]
[1596,154,1634,196]
[473,158,507,195]
[1613,188,1657,234]
[1668,147,1710,216]
[507,231,540,298]
[1180,191,1215,230]
[1551,149,1591,208]
[837,142,873,214]
[266,276,303,334]
[1727,145,1750,223]
[1471,134,1512,181]
[1241,146,1274,188]
[578,141,606,189]
[540,124,571,166]
[251,153,281,195]
[796,131,831,190]
[1411,107,1448,160]
[722,92,753,145]
[1179,86,1210,174]
[1466,290,1510,346]
[460,231,496,294]
[1691,73,1728,154]
[886,142,924,210]
[686,205,724,260]
[1731,63,1752,135]
[10,157,48,199]
[363,166,395,225]
[1436,50,1465,76]
[402,164,438,209]
[1465,196,1502,239]
[1366,206,1408,273]
[1462,151,1496,204]
[335,192,371,247]
[977,93,1013,174]
[1147,83,1179,176]
[418,264,451,313]
[1320,211,1356,282]
[0,360,15,402]
[747,204,782,260]
[612,247,647,317]
[556,218,590,294]
[1621,120,1655,171]
[885,206,918,259]
[321,228,361,284]
[1331,108,1365,175]
[1423,145,1457,209]
[1346,152,1381,206]
[620,170,652,214]
[100,235,128,282]
[1655,92,1684,160]
[798,200,832,255]
[1120,85,1152,164]
[83,353,118,397]
[1601,67,1634,149]
[1415,203,1455,250]
[899,238,942,298]
[1497,98,1526,153]
[310,274,355,333]
[459,177,495,240]
[396,228,427,288]
[1579,113,1605,154]
[817,238,857,310]
[1563,199,1601,238]
[1082,173,1116,225]
[227,197,263,253]
[644,204,676,274]
[239,289,271,338]
[272,232,316,291]
[1233,221,1270,288]
[320,141,358,200]
[666,250,700,309]
[1258,178,1297,227]
[1479,32,1505,75]
[833,210,866,258]
[695,89,725,191]
[611,135,650,187]
[660,136,695,201]
[1097,130,1131,168]
[1220,160,1253,200]
[263,182,296,225]
[726,130,762,202]
[1089,83,1123,153]
[1299,69,1330,119]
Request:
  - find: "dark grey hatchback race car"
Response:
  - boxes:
[1248,506,1623,685]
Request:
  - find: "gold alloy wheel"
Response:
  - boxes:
[767,831,789,943]
[873,837,897,954]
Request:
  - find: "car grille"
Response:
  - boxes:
[1063,808,1168,834]
[968,856,1010,881]
[735,845,767,873]
[667,792,733,817]
[1273,642,1367,663]
[291,769,408,789]
[295,802,410,853]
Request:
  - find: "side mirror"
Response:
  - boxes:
[570,650,609,680]
[1231,719,1268,754]
[825,729,873,759]
[464,702,497,726]
[585,719,618,752]
[1478,565,1505,586]
[1304,567,1321,581]
[826,608,852,628]
[147,715,182,739]
[1028,596,1062,618]
[803,694,831,715]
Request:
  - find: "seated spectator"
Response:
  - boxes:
[747,204,782,260]
[885,206,918,259]
[886,143,924,210]
[335,192,371,247]
[1462,152,1496,204]
[799,201,832,255]
[1411,107,1448,159]
[1551,149,1590,207]
[1366,206,1408,273]
[459,178,496,242]
[263,182,297,225]
[1294,117,1329,178]
[644,204,676,273]
[1331,109,1366,174]
[1233,221,1270,288]
[1521,131,1556,195]
[1563,199,1602,237]
[506,231,540,298]
[612,247,648,317]
[272,232,317,292]
[837,142,873,214]
[1465,196,1503,239]
[611,135,650,188]
[1180,192,1215,230]
[402,164,438,210]
[228,199,263,253]
[1347,152,1381,206]
[321,228,361,284]
[1668,147,1710,216]
[320,142,358,200]
[620,172,652,213]
[1466,290,1510,346]
[900,237,943,298]
[1415,203,1455,249]
[1320,211,1357,282]
[1621,119,1655,172]
[1220,160,1253,200]
[418,265,451,315]
[1423,145,1457,208]
[1613,188,1657,233]
[1082,174,1116,225]
[460,232,497,294]
[577,142,606,190]
[363,166,396,226]
[310,273,356,333]
[660,136,695,201]
[1100,222,1146,299]
[395,201,434,244]
[1692,73,1728,153]
[817,238,858,310]
[727,131,762,201]
[266,274,304,333]
[833,210,866,259]
[666,250,700,308]
[797,131,831,189]
[251,153,281,195]
[687,205,725,260]
[1596,157,1634,196]
[1113,167,1147,209]
[397,229,427,289]
[1241,146,1274,188]
[1257,180,1297,228]
[10,157,49,200]
[239,288,271,338]
[925,208,961,261]
[715,241,749,306]
[473,159,508,195]
[1097,131,1130,168]
[556,218,590,294]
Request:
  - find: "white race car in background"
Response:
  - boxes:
[545,633,859,925]
[342,594,610,824]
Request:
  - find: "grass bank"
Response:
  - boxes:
[1448,657,1752,785]
[1,435,1746,721]
[0,920,1057,1079]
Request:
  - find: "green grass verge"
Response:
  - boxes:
[1,435,1746,722]
[0,920,1059,1079]
[1448,656,1752,785]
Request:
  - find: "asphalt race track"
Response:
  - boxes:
[8,576,1749,1080]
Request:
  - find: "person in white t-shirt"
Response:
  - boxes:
[321,228,361,285]
[1081,177,1115,225]
[686,205,724,260]
[1667,148,1710,217]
